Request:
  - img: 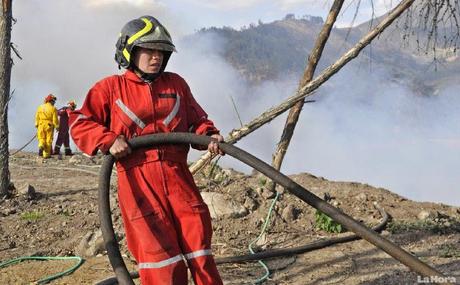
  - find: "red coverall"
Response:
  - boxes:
[54,107,72,155]
[70,70,223,285]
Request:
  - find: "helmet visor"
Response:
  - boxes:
[136,42,176,52]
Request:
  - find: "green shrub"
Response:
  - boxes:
[315,210,344,233]
[20,211,44,221]
[258,177,267,187]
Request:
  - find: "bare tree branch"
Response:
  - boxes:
[229,95,243,128]
[10,42,22,61]
[403,0,460,62]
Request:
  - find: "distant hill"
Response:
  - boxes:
[186,14,460,95]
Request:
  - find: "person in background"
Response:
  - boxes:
[35,94,59,159]
[70,16,224,285]
[53,100,77,156]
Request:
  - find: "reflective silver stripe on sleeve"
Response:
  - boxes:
[69,114,88,130]
[163,95,181,126]
[184,249,212,260]
[138,254,184,269]
[115,99,146,129]
[188,116,207,133]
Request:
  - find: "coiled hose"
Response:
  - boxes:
[97,133,446,285]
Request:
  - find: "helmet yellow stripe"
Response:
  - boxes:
[123,48,131,62]
[127,18,153,45]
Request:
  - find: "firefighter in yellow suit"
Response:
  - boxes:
[35,94,59,158]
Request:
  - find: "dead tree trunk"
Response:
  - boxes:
[190,0,416,174]
[269,0,344,191]
[0,0,12,198]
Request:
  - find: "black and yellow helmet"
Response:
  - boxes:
[115,16,176,71]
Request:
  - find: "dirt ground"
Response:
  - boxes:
[1,151,459,285]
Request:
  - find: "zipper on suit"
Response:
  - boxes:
[149,83,157,133]
[150,82,168,195]
[150,83,164,159]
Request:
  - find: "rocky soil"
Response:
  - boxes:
[1,151,459,284]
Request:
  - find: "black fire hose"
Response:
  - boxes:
[96,205,389,285]
[98,133,446,285]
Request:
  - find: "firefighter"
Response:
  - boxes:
[53,100,77,156]
[35,94,59,159]
[70,16,224,285]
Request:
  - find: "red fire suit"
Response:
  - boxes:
[54,107,72,155]
[70,70,223,285]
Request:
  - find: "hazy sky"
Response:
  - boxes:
[164,0,398,30]
[9,1,460,207]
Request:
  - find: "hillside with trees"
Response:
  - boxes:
[190,13,459,94]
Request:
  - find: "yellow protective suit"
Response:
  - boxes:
[35,102,59,158]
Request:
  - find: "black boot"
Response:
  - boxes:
[53,146,61,155]
[38,148,43,157]
[65,148,73,156]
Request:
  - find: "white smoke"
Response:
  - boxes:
[172,31,460,207]
[289,64,460,206]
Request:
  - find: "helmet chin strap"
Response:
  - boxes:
[132,64,161,83]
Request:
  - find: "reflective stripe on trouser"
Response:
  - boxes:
[117,160,223,285]
[37,123,54,158]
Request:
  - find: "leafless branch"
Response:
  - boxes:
[401,0,460,60]
[10,42,22,60]
[229,95,244,128]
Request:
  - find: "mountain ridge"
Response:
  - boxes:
[187,14,460,94]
